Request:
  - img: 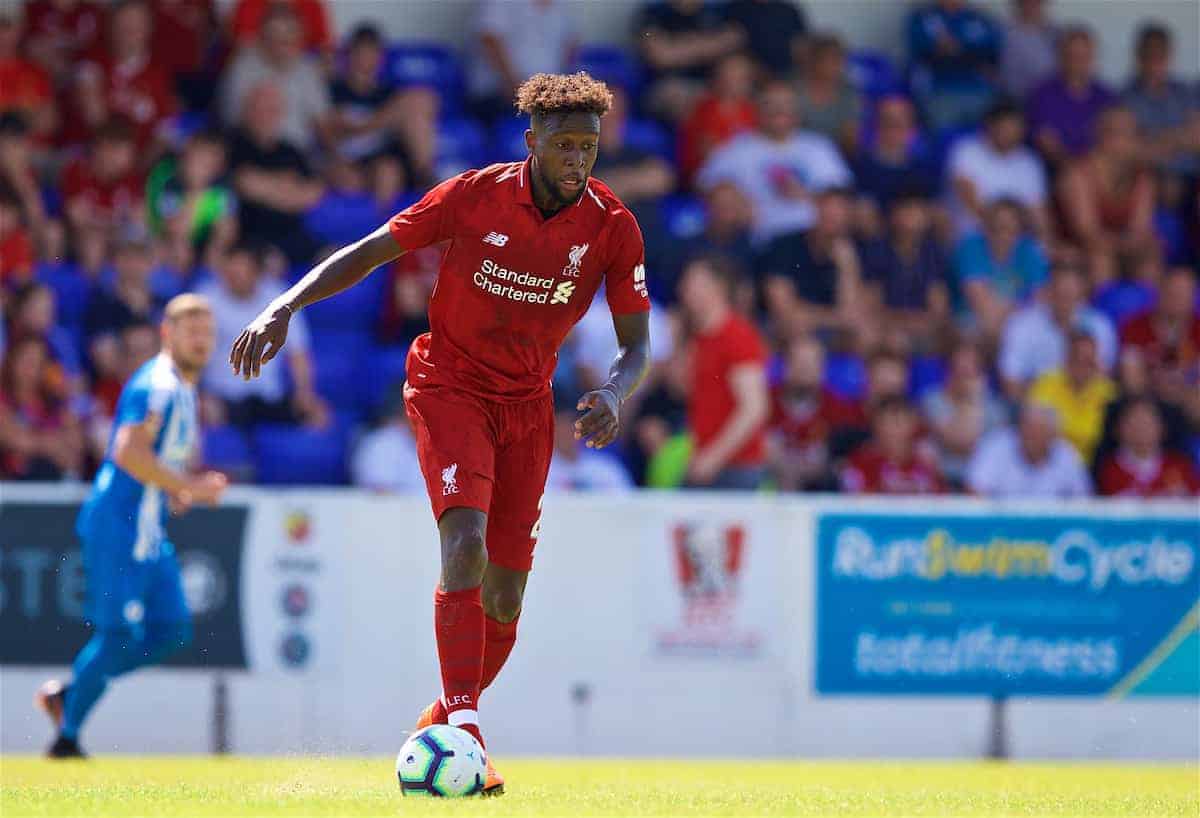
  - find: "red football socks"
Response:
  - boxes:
[433,586,484,729]
[480,615,518,692]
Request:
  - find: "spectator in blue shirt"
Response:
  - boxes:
[861,189,951,346]
[908,0,1001,130]
[853,95,938,236]
[956,198,1049,341]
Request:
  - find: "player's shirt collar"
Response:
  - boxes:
[512,157,591,224]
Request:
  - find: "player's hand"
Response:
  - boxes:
[168,492,192,515]
[180,471,228,507]
[575,387,621,449]
[686,448,723,486]
[230,303,292,381]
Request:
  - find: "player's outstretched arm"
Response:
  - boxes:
[112,422,227,505]
[229,224,401,380]
[575,312,651,449]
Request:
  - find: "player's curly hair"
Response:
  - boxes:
[515,72,613,118]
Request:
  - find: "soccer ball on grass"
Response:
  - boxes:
[395,725,487,797]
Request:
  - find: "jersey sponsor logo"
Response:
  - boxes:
[474,258,555,303]
[633,263,648,299]
[562,243,589,277]
[441,463,460,496]
[550,280,577,305]
[482,231,509,247]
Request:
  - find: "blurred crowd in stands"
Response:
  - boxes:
[0,0,1197,497]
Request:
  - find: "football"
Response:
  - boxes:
[395,725,487,797]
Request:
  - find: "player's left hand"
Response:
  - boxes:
[230,302,292,381]
[686,448,723,486]
[575,387,621,449]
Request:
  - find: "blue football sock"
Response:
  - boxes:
[61,622,191,741]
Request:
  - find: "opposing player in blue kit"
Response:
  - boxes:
[35,294,228,758]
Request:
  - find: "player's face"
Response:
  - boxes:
[529,112,600,206]
[165,311,216,375]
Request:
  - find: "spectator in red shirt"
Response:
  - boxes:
[0,114,49,234]
[23,0,104,82]
[678,52,758,186]
[0,335,85,480]
[680,254,770,489]
[0,5,57,142]
[768,333,862,491]
[841,395,944,494]
[1120,266,1200,418]
[69,0,176,152]
[62,119,145,233]
[0,190,34,287]
[228,0,331,56]
[151,0,217,79]
[1097,397,1199,497]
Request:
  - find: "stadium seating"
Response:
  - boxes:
[366,344,410,412]
[825,353,868,401]
[624,118,673,162]
[490,117,530,163]
[386,42,464,115]
[252,416,353,485]
[435,116,488,176]
[847,50,905,99]
[659,194,707,240]
[309,330,376,412]
[202,424,254,480]
[304,192,382,246]
[571,43,641,97]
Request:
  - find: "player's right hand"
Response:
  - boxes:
[230,302,292,381]
[181,471,228,506]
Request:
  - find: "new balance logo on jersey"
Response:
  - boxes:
[562,243,589,277]
[551,281,576,305]
[441,463,460,495]
[482,232,509,247]
[633,263,648,299]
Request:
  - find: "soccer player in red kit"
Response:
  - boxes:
[228,73,650,794]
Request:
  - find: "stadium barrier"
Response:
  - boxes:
[1,483,1197,759]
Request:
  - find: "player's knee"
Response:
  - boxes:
[440,524,487,590]
[483,584,523,623]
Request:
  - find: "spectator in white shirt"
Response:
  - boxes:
[220,5,332,152]
[199,243,328,429]
[999,263,1116,400]
[546,409,633,492]
[351,389,425,493]
[946,99,1049,238]
[468,0,578,124]
[966,400,1092,498]
[697,80,852,246]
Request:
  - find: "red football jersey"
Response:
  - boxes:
[62,158,145,225]
[841,444,944,495]
[0,58,53,116]
[689,313,768,466]
[71,54,176,148]
[769,386,861,469]
[1120,311,1200,376]
[25,0,104,59]
[388,160,649,401]
[1097,451,1200,498]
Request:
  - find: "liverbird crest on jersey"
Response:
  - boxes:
[562,243,589,278]
[441,463,460,496]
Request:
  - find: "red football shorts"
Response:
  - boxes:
[403,379,553,573]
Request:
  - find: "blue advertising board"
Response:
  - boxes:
[816,513,1200,696]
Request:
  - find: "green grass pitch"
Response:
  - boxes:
[1,756,1196,817]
